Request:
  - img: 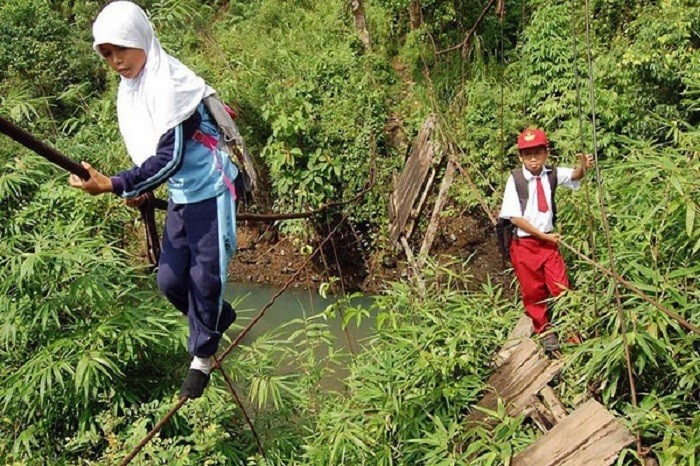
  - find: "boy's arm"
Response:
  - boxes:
[511,217,560,243]
[572,153,594,181]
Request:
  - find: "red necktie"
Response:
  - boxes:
[536,177,549,213]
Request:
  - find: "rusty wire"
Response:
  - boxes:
[119,216,351,465]
[581,0,644,454]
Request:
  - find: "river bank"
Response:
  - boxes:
[230,208,508,294]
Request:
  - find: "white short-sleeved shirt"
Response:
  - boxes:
[499,166,580,237]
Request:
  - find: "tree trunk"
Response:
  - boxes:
[350,0,371,50]
[409,0,422,30]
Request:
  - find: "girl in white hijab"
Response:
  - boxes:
[70,1,239,399]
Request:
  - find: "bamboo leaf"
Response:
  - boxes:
[686,203,696,237]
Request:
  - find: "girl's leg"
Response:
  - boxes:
[214,189,237,331]
[157,203,190,316]
[179,192,237,399]
[182,192,236,359]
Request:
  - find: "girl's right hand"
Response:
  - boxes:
[68,162,113,195]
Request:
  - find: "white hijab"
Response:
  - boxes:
[92,1,214,166]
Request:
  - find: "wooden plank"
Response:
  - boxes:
[400,236,426,293]
[465,339,561,427]
[512,399,635,466]
[526,396,557,432]
[403,166,437,242]
[389,115,437,245]
[418,156,456,262]
[539,386,568,423]
[495,315,533,367]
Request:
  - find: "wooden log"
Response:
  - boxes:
[538,386,568,423]
[418,156,456,263]
[495,315,534,367]
[409,0,422,30]
[526,387,568,433]
[512,399,635,466]
[350,0,371,50]
[400,236,426,293]
[403,165,437,242]
[526,396,557,432]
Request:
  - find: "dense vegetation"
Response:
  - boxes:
[1,0,698,464]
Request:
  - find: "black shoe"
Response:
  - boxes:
[180,369,210,399]
[540,332,561,353]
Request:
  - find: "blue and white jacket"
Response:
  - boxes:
[111,102,238,204]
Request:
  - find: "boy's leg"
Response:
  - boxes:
[510,237,549,333]
[542,245,570,330]
[542,246,570,297]
[157,203,190,316]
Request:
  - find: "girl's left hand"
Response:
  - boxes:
[124,194,148,208]
[69,162,113,195]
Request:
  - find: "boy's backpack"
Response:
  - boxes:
[496,167,558,263]
[203,94,258,204]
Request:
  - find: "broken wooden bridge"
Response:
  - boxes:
[466,316,635,465]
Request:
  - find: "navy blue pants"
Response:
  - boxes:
[157,192,237,358]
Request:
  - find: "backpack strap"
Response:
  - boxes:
[203,94,258,194]
[512,168,528,215]
[192,129,237,200]
[548,167,558,226]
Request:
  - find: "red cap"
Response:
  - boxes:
[517,128,549,150]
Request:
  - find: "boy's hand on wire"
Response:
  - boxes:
[543,232,561,244]
[68,162,113,195]
[578,153,594,169]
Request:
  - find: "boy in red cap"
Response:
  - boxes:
[499,128,593,352]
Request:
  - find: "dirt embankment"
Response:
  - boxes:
[127,205,507,293]
[230,208,508,294]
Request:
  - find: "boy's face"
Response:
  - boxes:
[97,43,146,80]
[518,146,548,175]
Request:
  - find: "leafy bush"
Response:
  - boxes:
[1,0,700,464]
[0,0,103,123]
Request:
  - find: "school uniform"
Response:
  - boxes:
[499,166,580,333]
[93,1,238,371]
[111,104,238,357]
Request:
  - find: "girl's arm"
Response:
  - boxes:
[111,110,200,198]
[69,111,200,197]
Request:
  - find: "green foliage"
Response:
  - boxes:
[300,274,528,465]
[0,0,102,124]
[72,392,251,465]
[197,0,394,235]
[1,0,700,464]
[0,139,188,463]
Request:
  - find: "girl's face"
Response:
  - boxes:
[518,146,549,176]
[97,43,146,79]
